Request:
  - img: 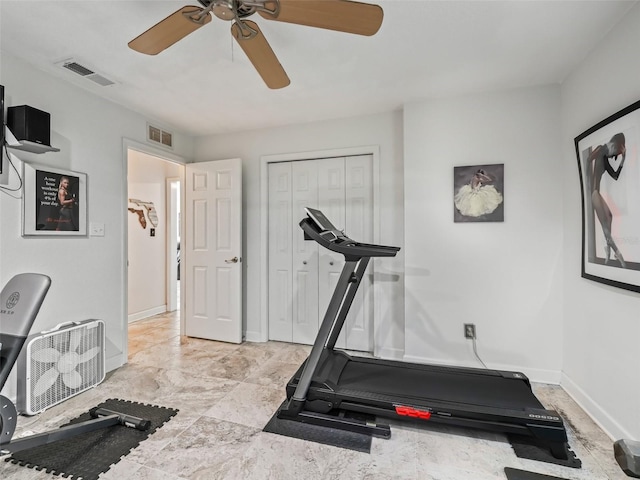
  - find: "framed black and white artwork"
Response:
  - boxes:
[575,99,640,292]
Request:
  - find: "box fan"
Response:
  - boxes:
[17,320,105,415]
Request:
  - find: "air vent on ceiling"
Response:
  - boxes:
[59,59,116,87]
[148,124,173,149]
[63,61,94,76]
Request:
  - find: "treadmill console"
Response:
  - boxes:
[301,208,400,259]
[304,207,353,245]
[305,207,338,232]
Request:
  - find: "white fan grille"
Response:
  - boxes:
[26,321,105,414]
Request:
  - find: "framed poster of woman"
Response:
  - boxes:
[575,99,640,292]
[22,163,87,236]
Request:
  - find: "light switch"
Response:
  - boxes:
[90,223,105,237]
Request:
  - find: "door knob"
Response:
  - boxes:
[225,256,239,264]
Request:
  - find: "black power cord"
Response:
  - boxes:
[0,141,23,197]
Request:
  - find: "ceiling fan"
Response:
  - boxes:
[128,0,383,89]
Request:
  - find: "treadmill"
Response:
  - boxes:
[277,207,571,459]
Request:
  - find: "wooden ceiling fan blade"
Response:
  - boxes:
[129,6,212,55]
[231,20,290,89]
[258,0,383,36]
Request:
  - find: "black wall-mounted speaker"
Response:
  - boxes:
[7,105,51,146]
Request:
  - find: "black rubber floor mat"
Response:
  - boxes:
[505,467,570,480]
[263,402,373,453]
[508,434,581,469]
[5,398,178,480]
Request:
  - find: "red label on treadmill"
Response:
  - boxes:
[395,405,431,420]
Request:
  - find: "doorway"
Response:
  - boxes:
[166,178,180,312]
[124,141,186,357]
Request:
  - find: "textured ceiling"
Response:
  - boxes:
[0,1,636,136]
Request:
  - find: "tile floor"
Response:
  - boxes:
[1,311,628,479]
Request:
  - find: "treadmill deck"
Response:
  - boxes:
[337,357,545,411]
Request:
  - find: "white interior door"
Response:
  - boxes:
[317,155,373,351]
[343,155,374,351]
[268,162,293,342]
[292,160,319,344]
[185,159,242,343]
[318,158,347,347]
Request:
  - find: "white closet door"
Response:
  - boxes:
[344,155,374,351]
[292,161,319,344]
[268,162,293,342]
[318,158,347,347]
[268,155,374,351]
[317,155,373,351]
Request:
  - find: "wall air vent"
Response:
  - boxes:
[58,59,116,87]
[148,124,173,149]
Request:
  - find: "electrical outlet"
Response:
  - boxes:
[464,323,476,339]
[89,223,105,237]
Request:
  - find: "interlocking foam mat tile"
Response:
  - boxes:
[4,398,178,480]
[508,434,581,469]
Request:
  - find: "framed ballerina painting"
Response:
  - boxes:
[575,99,640,293]
[454,164,504,223]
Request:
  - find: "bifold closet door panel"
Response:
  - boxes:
[268,162,293,342]
[344,155,374,352]
[292,160,320,345]
[268,155,374,351]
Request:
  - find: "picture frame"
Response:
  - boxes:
[453,163,504,223]
[574,99,640,292]
[22,163,87,236]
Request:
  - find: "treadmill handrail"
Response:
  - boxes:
[300,218,399,259]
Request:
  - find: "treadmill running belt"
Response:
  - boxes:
[338,361,544,410]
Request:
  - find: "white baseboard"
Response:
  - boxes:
[106,353,125,373]
[128,305,167,323]
[561,372,631,441]
[245,330,266,343]
[402,354,561,384]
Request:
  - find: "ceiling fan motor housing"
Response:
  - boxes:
[213,0,236,20]
[211,0,258,21]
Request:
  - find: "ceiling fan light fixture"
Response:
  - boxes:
[212,0,237,20]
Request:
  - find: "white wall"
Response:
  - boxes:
[0,52,194,400]
[194,112,405,355]
[560,3,640,441]
[2,2,637,443]
[403,86,564,383]
[127,150,181,320]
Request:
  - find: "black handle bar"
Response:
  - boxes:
[300,218,400,261]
